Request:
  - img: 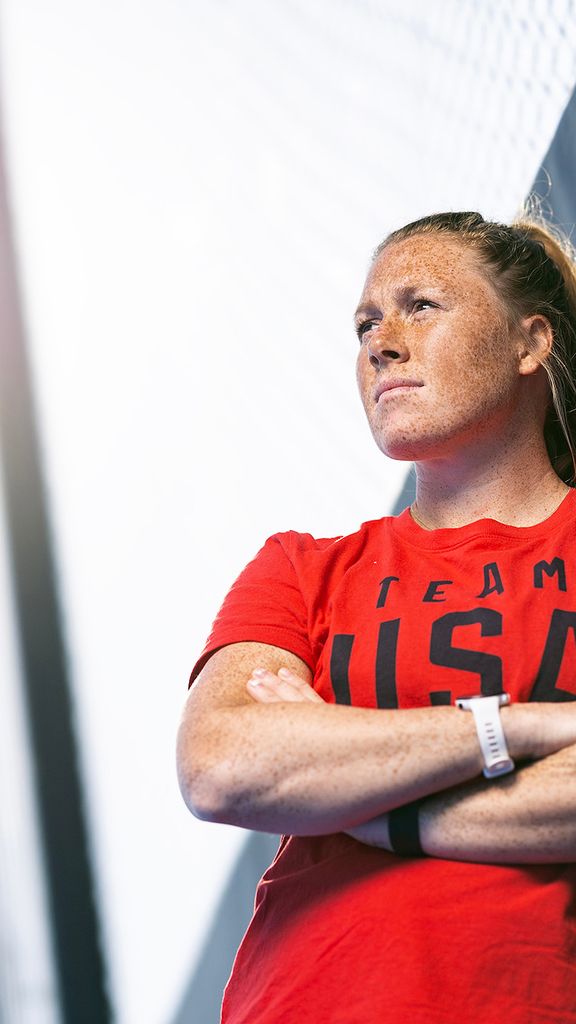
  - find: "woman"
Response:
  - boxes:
[177,210,576,1023]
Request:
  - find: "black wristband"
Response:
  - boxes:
[388,800,425,857]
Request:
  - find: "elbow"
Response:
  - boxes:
[176,727,235,823]
[177,762,221,821]
[176,709,264,825]
[177,750,263,828]
[176,742,226,821]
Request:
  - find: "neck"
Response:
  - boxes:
[411,433,570,530]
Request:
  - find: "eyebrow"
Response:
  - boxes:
[353,284,446,325]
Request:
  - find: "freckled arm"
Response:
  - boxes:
[182,647,576,840]
[346,743,576,863]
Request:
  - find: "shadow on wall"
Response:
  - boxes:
[530,82,576,236]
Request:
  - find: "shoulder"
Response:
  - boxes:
[266,516,394,575]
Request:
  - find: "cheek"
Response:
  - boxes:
[430,321,512,404]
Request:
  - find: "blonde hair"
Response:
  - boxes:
[374,205,576,484]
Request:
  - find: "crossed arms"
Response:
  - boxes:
[176,641,576,864]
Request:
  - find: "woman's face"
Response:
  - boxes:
[355,233,535,463]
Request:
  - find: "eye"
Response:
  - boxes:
[355,319,381,343]
[411,298,436,313]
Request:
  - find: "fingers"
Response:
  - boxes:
[277,667,325,701]
[246,666,325,704]
[247,668,299,702]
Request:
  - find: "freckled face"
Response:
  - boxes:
[355,234,524,462]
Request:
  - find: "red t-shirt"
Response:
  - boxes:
[191,491,576,1024]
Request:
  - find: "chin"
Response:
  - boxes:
[373,430,449,462]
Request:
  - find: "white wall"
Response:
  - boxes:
[0,1,575,1021]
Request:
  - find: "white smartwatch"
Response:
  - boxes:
[455,693,515,779]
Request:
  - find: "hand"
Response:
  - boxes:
[246,666,326,704]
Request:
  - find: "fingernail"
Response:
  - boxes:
[278,668,291,679]
[251,668,267,679]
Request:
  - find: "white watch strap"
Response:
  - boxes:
[456,695,515,779]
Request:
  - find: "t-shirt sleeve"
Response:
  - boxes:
[189,532,314,685]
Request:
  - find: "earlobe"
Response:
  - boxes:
[517,314,554,376]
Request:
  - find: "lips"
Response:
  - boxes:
[374,379,424,402]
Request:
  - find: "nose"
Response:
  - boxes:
[366,326,409,369]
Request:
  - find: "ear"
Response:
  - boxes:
[516,313,554,376]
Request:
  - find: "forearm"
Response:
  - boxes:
[198,701,484,834]
[420,742,576,863]
[347,743,576,863]
[185,661,576,838]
